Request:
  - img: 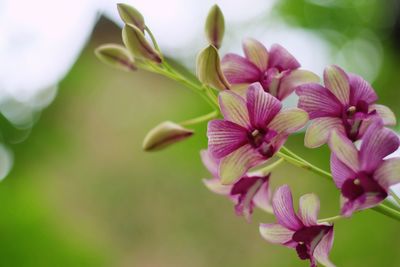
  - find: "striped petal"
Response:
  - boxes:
[242,38,269,72]
[207,120,248,158]
[200,149,219,178]
[246,83,282,128]
[328,131,359,173]
[330,153,356,188]
[370,104,396,126]
[221,53,260,84]
[219,90,251,128]
[298,193,320,226]
[272,185,303,230]
[348,73,377,105]
[203,177,232,195]
[219,144,265,184]
[374,158,400,189]
[259,223,295,244]
[253,178,273,213]
[313,228,336,267]
[296,83,342,119]
[359,122,399,172]
[305,117,345,148]
[268,108,309,136]
[278,70,320,101]
[268,44,300,71]
[323,65,350,106]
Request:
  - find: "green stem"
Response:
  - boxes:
[179,110,219,126]
[389,189,400,207]
[276,151,332,180]
[144,26,161,54]
[318,215,343,224]
[372,204,400,221]
[256,158,285,176]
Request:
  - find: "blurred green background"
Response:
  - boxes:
[1,1,400,266]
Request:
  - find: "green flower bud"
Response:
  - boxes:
[142,121,194,151]
[196,45,230,90]
[205,5,225,49]
[117,3,145,31]
[95,44,136,71]
[122,24,162,63]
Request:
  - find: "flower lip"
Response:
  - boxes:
[292,225,333,262]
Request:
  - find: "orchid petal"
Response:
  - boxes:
[328,131,359,173]
[341,194,384,217]
[298,193,320,226]
[268,44,300,70]
[259,223,295,244]
[272,185,303,230]
[370,104,396,126]
[246,83,282,128]
[348,73,377,105]
[200,149,219,178]
[323,65,350,106]
[207,120,248,158]
[278,70,320,101]
[296,83,342,119]
[219,90,251,128]
[268,108,309,136]
[375,158,400,189]
[313,228,336,267]
[202,177,232,195]
[330,153,356,188]
[305,118,345,148]
[221,53,260,84]
[253,178,273,213]
[242,38,269,72]
[219,144,264,184]
[360,122,399,172]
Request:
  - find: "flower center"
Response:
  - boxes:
[260,68,282,96]
[341,172,387,201]
[292,225,332,261]
[342,101,370,141]
[248,129,277,158]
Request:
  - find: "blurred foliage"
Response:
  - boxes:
[1,1,400,266]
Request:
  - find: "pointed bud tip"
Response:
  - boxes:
[95,44,137,71]
[117,3,145,31]
[142,121,194,152]
[205,4,225,49]
[122,24,162,63]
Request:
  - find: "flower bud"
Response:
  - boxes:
[95,44,136,71]
[117,3,145,32]
[142,121,194,151]
[205,5,225,49]
[196,45,230,90]
[122,24,162,63]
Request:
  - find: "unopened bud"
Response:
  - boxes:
[205,5,225,49]
[122,24,162,63]
[117,3,145,32]
[196,45,230,90]
[142,121,194,151]
[95,44,136,71]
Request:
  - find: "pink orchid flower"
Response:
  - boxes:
[221,38,319,100]
[328,121,400,216]
[207,82,308,184]
[201,149,272,222]
[296,64,396,148]
[260,185,335,267]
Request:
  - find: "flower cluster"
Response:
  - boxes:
[96,4,400,267]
